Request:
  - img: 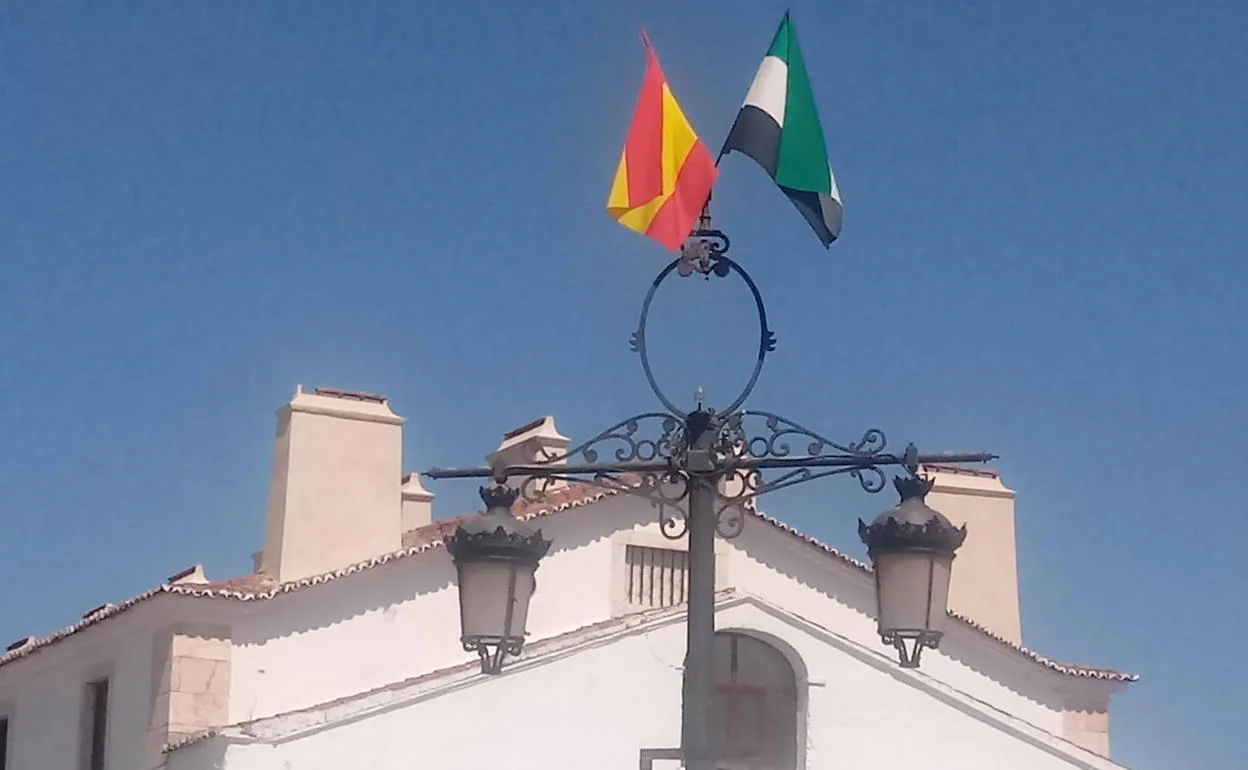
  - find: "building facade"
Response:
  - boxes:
[0,387,1135,770]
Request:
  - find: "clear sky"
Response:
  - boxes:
[1,1,1244,767]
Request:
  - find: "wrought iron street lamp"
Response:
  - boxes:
[444,485,552,674]
[859,474,967,668]
[424,218,994,770]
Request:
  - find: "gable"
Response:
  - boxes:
[169,595,1125,770]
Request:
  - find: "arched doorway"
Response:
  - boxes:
[710,631,800,770]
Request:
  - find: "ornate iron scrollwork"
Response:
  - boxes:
[421,219,998,677]
[425,228,993,547]
[735,411,887,462]
[534,413,684,466]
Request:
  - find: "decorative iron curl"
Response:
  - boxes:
[516,473,564,502]
[738,411,888,461]
[515,468,691,541]
[533,413,684,466]
[611,469,690,541]
[676,228,731,277]
[702,459,891,532]
[710,468,762,539]
[722,463,890,502]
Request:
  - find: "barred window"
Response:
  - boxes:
[624,545,690,609]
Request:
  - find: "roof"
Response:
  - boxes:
[0,479,1136,683]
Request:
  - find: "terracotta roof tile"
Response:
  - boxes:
[401,516,473,549]
[196,573,278,594]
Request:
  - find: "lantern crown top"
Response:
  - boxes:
[893,473,935,502]
[444,485,552,564]
[480,484,519,512]
[859,475,967,557]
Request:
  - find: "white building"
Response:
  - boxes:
[0,387,1135,770]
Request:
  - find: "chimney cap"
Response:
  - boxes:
[286,385,404,425]
[401,473,435,502]
[5,636,32,652]
[497,416,569,451]
[313,386,388,404]
[81,603,116,620]
[919,463,1014,497]
[167,564,208,585]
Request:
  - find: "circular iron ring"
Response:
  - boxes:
[633,254,774,417]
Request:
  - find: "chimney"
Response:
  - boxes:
[487,416,570,493]
[261,386,404,583]
[401,473,434,532]
[920,464,1022,644]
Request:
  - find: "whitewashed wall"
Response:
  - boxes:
[0,494,1116,770]
[170,601,1115,770]
[226,494,647,723]
[226,494,1078,735]
[0,599,164,770]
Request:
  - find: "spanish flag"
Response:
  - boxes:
[607,34,717,251]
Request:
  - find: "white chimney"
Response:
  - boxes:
[921,464,1022,644]
[261,386,404,583]
[401,473,435,533]
[487,416,570,493]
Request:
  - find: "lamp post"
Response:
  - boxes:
[423,221,995,770]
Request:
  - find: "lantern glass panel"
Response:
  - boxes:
[874,551,953,636]
[457,559,536,642]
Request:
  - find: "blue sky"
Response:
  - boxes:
[1,1,1244,766]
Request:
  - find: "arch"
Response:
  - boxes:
[710,629,807,770]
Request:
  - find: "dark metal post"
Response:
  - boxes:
[681,411,720,770]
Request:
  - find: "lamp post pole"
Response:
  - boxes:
[682,411,722,770]
[425,221,994,770]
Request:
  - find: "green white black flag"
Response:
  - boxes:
[721,13,842,246]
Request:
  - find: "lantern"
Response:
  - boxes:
[858,475,967,668]
[445,484,552,674]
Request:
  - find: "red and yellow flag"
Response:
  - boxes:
[607,34,717,251]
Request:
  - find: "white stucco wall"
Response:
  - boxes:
[0,599,163,770]
[724,524,1070,736]
[170,601,1114,770]
[227,494,1084,739]
[0,494,1120,770]
[227,494,645,723]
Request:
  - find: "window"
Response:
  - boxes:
[625,545,690,609]
[1,715,8,770]
[82,678,109,770]
[710,632,799,770]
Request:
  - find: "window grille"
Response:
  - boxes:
[625,545,690,609]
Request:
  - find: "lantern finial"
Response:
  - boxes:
[893,473,934,502]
